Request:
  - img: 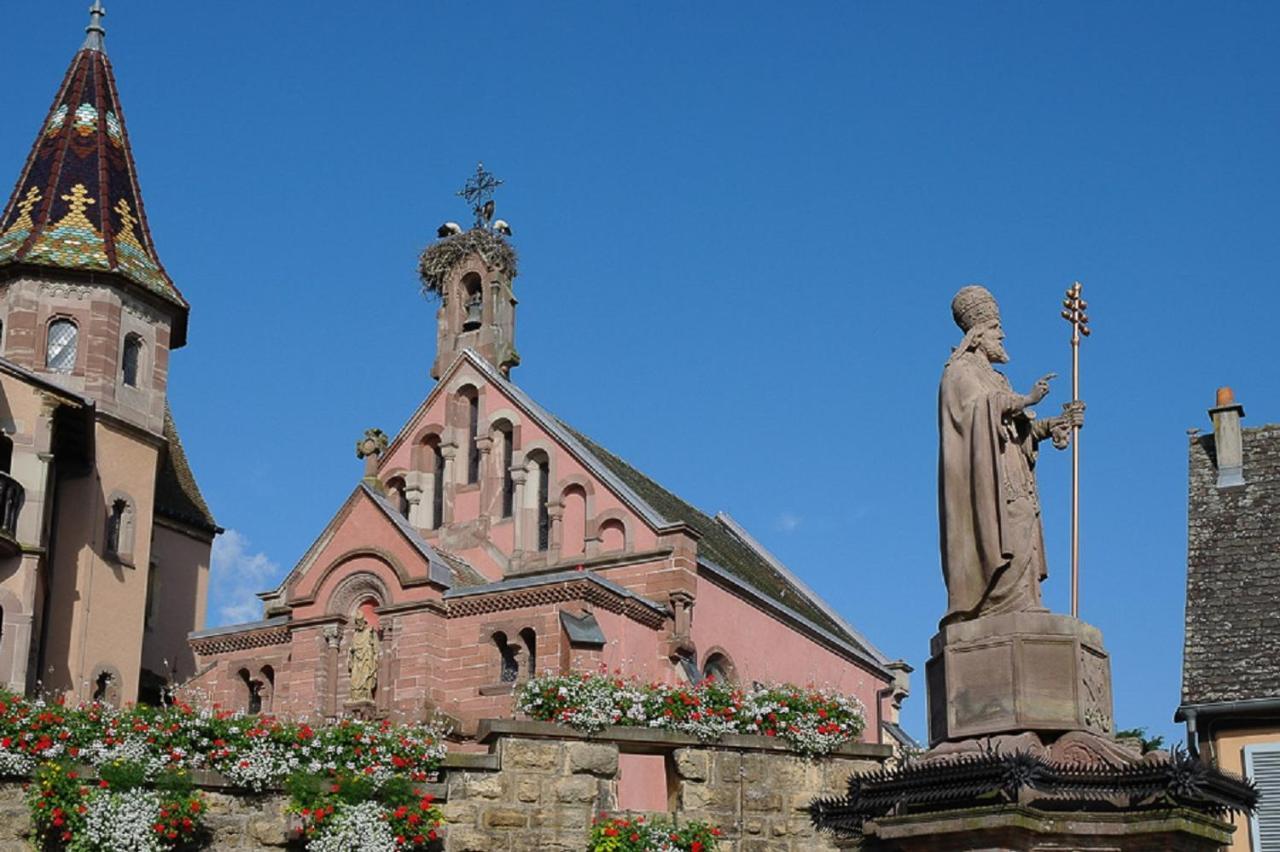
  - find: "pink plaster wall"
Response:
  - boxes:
[617,753,669,812]
[288,492,443,619]
[690,574,887,741]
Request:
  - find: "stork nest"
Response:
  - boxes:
[418,228,519,298]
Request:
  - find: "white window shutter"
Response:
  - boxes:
[1245,743,1280,852]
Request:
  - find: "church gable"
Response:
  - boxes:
[275,485,463,622]
[375,350,667,581]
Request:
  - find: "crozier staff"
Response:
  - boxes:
[938,285,1084,625]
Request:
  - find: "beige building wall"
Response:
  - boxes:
[41,421,159,703]
[142,518,211,685]
[1205,724,1280,852]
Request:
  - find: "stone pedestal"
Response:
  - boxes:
[343,699,378,721]
[861,805,1235,851]
[926,611,1113,746]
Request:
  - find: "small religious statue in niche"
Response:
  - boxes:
[938,285,1085,626]
[347,614,380,702]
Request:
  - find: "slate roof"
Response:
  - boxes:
[0,10,187,339]
[1181,423,1280,707]
[154,407,219,535]
[566,429,861,640]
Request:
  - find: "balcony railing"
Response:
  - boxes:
[0,472,24,554]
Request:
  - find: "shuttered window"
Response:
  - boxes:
[1246,742,1280,851]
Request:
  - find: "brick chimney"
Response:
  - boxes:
[1208,386,1246,488]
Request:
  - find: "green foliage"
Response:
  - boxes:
[517,672,867,756]
[96,759,148,790]
[1114,726,1166,754]
[589,814,722,851]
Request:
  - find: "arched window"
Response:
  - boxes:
[259,665,275,714]
[461,389,481,485]
[561,485,587,558]
[600,519,626,553]
[519,628,537,680]
[93,671,113,703]
[535,456,550,552]
[494,631,520,683]
[428,438,444,529]
[496,421,515,518]
[461,272,483,331]
[105,496,136,564]
[239,668,262,714]
[703,652,736,684]
[387,476,409,518]
[121,333,143,387]
[46,319,78,373]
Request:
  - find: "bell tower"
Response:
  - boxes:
[420,164,519,380]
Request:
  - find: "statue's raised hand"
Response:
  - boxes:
[1027,372,1056,405]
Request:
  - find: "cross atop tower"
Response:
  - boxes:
[83,1,107,52]
[456,163,503,228]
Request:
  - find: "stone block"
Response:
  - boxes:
[484,807,529,828]
[446,825,503,851]
[503,739,561,772]
[465,772,506,799]
[554,774,598,803]
[566,741,618,776]
[514,774,542,802]
[680,781,713,810]
[714,751,742,783]
[743,784,783,812]
[926,611,1114,745]
[673,748,710,781]
[247,811,290,847]
[442,801,477,825]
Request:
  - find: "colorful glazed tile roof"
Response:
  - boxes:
[0,16,187,316]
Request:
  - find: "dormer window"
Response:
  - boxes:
[46,319,78,373]
[121,333,143,387]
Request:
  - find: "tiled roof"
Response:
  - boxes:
[565,426,882,662]
[154,407,218,535]
[0,19,187,320]
[1182,423,1280,707]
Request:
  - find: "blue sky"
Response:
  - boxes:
[3,3,1278,745]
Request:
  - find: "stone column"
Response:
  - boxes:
[403,471,427,528]
[475,434,494,502]
[322,625,341,718]
[440,443,458,525]
[510,468,527,560]
[548,503,564,559]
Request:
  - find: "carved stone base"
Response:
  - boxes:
[860,805,1235,851]
[920,729,1149,769]
[926,611,1113,746]
[343,699,378,721]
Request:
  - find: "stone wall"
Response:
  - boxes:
[433,721,890,851]
[0,723,890,851]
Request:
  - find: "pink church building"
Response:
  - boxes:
[186,191,911,741]
[187,186,908,743]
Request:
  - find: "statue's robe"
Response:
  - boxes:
[348,629,379,701]
[938,350,1050,625]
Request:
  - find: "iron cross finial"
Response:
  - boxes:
[456,163,503,228]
